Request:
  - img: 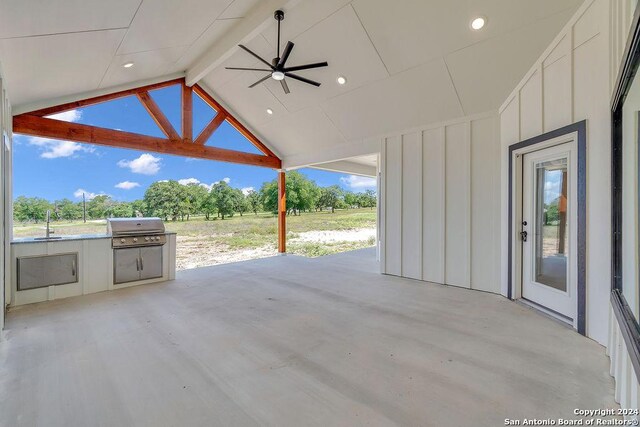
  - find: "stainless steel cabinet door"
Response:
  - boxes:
[17,253,78,290]
[114,248,141,284]
[45,254,77,286]
[17,257,45,290]
[139,246,162,280]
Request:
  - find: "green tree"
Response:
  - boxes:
[319,185,344,213]
[211,181,235,219]
[358,189,377,209]
[232,189,249,216]
[87,195,112,219]
[54,199,82,220]
[546,203,559,225]
[144,181,185,221]
[183,183,209,220]
[344,191,357,209]
[259,171,319,215]
[202,191,217,220]
[108,202,134,218]
[14,196,52,223]
[131,199,147,217]
[246,190,262,215]
[259,179,279,214]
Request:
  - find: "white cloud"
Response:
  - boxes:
[115,181,140,190]
[73,189,105,200]
[26,136,95,159]
[340,175,376,190]
[117,153,161,175]
[178,178,201,186]
[241,187,254,195]
[46,109,82,122]
[220,177,231,184]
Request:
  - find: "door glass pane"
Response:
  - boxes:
[534,158,568,291]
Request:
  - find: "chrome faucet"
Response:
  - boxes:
[46,210,54,239]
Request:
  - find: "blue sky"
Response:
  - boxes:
[13,85,376,202]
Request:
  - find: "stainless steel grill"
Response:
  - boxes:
[107,217,166,248]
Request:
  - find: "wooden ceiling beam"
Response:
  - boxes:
[137,91,181,141]
[182,83,193,143]
[194,113,227,145]
[13,114,281,169]
[26,78,185,117]
[192,84,278,158]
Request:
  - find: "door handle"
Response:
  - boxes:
[136,257,140,271]
[520,231,528,242]
[140,256,144,271]
[71,260,76,276]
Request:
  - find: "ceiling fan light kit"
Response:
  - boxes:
[225,10,329,94]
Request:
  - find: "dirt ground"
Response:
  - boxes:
[176,228,377,270]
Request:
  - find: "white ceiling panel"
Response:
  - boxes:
[218,0,262,20]
[260,0,354,47]
[172,18,241,72]
[348,154,378,168]
[255,106,347,156]
[0,0,141,39]
[321,58,463,141]
[0,29,126,106]
[117,0,234,54]
[208,67,287,128]
[261,5,388,113]
[446,8,577,115]
[101,46,186,88]
[351,0,582,75]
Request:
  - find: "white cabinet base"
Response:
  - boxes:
[10,233,176,307]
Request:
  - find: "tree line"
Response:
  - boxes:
[13,171,377,223]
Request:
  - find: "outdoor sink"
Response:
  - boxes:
[33,236,64,241]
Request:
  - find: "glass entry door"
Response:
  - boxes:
[521,142,577,321]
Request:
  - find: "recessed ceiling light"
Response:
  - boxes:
[266,108,274,115]
[336,75,347,85]
[470,16,486,30]
[122,62,135,68]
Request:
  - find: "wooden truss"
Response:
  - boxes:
[12,78,281,169]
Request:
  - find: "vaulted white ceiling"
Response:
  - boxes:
[0,0,583,168]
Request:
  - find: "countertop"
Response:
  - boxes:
[11,232,176,244]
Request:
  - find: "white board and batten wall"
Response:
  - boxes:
[500,0,612,346]
[500,0,639,410]
[380,112,501,294]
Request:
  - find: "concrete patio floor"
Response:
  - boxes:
[0,248,617,426]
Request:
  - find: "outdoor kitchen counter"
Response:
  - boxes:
[11,232,176,244]
[11,234,111,244]
[9,233,177,307]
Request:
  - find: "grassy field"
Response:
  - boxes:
[13,209,377,269]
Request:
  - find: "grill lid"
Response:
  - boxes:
[107,217,165,236]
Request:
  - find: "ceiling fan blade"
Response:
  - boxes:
[280,79,290,94]
[249,74,272,88]
[285,72,321,87]
[225,67,273,72]
[284,61,328,72]
[238,45,274,69]
[277,41,295,68]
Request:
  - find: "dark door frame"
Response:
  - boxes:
[610,0,640,383]
[507,121,587,335]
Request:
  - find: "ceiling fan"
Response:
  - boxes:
[225,10,328,94]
